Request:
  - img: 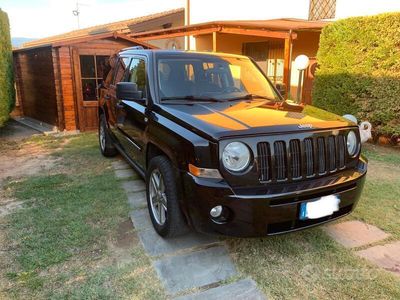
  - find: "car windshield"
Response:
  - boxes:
[157,54,281,102]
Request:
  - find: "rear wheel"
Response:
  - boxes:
[99,115,117,157]
[146,156,188,237]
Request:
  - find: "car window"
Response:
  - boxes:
[112,57,130,85]
[127,57,147,99]
[157,56,279,101]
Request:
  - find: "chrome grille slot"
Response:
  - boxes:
[274,141,287,180]
[257,142,271,182]
[317,137,326,174]
[337,135,346,168]
[304,138,314,176]
[327,135,336,171]
[289,140,301,179]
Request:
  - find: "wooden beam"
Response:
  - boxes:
[212,31,217,52]
[283,34,293,98]
[220,27,297,39]
[134,27,220,41]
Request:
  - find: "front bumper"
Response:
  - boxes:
[181,158,367,237]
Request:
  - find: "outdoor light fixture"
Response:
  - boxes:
[294,54,310,103]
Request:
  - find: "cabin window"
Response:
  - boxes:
[309,0,336,20]
[79,55,111,101]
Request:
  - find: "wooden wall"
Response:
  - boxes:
[54,46,78,131]
[13,47,58,125]
[14,36,149,132]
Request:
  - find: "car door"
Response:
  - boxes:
[106,56,131,138]
[115,56,149,170]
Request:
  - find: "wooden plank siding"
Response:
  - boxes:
[13,47,58,125]
[52,48,65,130]
[13,35,152,132]
[57,46,78,131]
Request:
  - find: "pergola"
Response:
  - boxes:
[129,18,328,89]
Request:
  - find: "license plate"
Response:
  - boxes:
[299,195,340,220]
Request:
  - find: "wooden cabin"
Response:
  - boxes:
[12,8,184,132]
[13,32,154,131]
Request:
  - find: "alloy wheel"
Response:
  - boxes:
[149,169,167,225]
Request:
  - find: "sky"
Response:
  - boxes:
[0,0,184,38]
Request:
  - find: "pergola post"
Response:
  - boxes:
[212,31,217,52]
[283,31,293,98]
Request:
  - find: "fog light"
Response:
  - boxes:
[210,205,223,218]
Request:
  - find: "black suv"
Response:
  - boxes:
[98,49,367,238]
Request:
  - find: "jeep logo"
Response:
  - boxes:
[298,124,313,129]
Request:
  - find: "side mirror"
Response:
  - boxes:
[116,82,143,100]
[275,83,287,98]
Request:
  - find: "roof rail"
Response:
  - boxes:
[122,45,145,51]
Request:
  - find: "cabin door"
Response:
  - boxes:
[74,49,111,131]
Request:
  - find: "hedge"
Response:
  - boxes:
[312,13,400,137]
[0,8,14,127]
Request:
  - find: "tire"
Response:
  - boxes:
[146,155,188,237]
[99,114,117,157]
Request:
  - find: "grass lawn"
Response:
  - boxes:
[1,133,399,299]
[227,143,400,299]
[0,134,164,299]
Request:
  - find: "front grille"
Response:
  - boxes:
[257,134,347,183]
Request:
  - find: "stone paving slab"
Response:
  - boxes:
[154,246,237,294]
[111,160,130,170]
[175,278,266,300]
[115,168,137,179]
[138,228,219,257]
[127,191,147,209]
[130,209,152,230]
[324,220,390,248]
[122,180,145,193]
[356,241,400,277]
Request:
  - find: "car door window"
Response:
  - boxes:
[127,58,147,99]
[112,57,131,85]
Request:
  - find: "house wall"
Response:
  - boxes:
[189,0,310,24]
[289,31,320,98]
[188,0,400,23]
[13,47,58,126]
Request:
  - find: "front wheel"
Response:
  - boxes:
[99,115,117,157]
[146,156,188,237]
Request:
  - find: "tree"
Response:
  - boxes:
[0,8,15,127]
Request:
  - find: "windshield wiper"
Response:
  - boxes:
[225,94,278,102]
[161,96,223,102]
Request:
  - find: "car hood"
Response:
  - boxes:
[158,100,356,141]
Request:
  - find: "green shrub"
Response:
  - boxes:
[312,13,400,136]
[0,8,15,127]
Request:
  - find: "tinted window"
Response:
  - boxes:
[128,58,147,99]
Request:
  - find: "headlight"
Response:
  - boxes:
[346,131,358,156]
[222,142,251,172]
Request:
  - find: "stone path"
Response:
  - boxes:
[324,220,390,248]
[111,158,266,299]
[324,220,400,277]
